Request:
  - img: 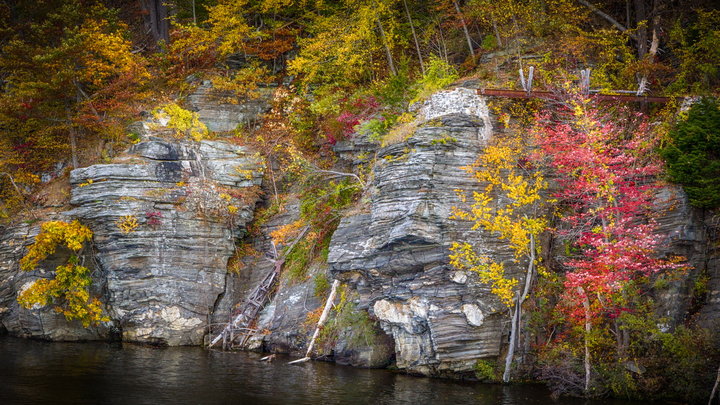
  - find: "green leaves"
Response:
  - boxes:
[660,98,720,209]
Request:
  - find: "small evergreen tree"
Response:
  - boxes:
[660,98,720,209]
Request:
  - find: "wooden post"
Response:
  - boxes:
[527,66,534,95]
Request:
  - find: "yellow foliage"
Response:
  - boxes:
[76,19,148,87]
[115,215,139,234]
[20,220,93,272]
[451,133,548,307]
[17,220,108,327]
[269,219,306,246]
[449,242,518,307]
[289,0,402,89]
[153,103,209,141]
[234,168,255,180]
[454,135,548,257]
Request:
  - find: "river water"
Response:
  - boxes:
[0,336,649,405]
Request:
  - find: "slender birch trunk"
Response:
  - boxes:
[492,18,503,48]
[452,0,475,58]
[503,234,536,383]
[403,0,425,74]
[377,19,397,75]
[579,286,592,394]
[709,363,720,405]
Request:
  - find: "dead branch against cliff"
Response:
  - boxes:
[710,363,720,405]
[288,278,340,365]
[0,172,36,219]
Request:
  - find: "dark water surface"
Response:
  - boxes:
[0,336,649,405]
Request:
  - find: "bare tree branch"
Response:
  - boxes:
[577,0,639,41]
[0,172,36,218]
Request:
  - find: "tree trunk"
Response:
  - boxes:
[452,0,475,58]
[0,172,36,218]
[502,234,536,383]
[403,0,425,74]
[289,279,341,364]
[437,24,449,63]
[65,108,79,170]
[579,286,592,394]
[192,0,197,25]
[636,14,660,95]
[376,19,397,75]
[492,17,503,48]
[633,0,648,58]
[710,363,720,405]
[577,0,638,40]
[69,126,79,170]
[140,0,170,46]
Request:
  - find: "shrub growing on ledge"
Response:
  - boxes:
[17,220,108,327]
[660,97,720,209]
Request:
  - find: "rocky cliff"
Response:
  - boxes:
[0,85,717,383]
[0,84,268,344]
[326,88,512,376]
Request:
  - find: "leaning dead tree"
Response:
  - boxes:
[209,226,310,349]
[710,363,720,405]
[288,279,341,365]
[0,172,36,218]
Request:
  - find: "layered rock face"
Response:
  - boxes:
[186,81,273,132]
[211,197,325,353]
[0,138,263,344]
[1,82,718,374]
[67,139,263,345]
[328,88,516,376]
[653,187,720,329]
[0,82,268,344]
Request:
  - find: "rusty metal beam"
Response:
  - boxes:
[477,88,675,103]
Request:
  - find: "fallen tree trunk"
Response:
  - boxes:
[710,363,720,405]
[288,279,341,365]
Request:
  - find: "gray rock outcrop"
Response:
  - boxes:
[0,137,263,345]
[0,220,110,340]
[67,139,263,345]
[186,81,273,132]
[328,88,513,376]
[1,82,717,384]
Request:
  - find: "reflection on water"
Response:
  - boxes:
[0,336,648,405]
